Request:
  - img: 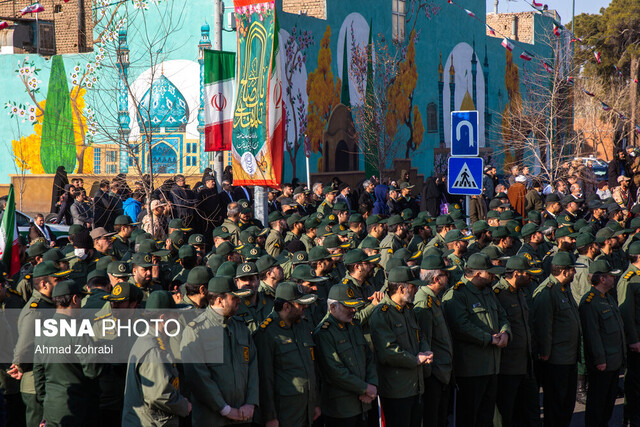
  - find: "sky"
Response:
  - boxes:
[485,0,613,24]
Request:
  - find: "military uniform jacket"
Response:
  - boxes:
[265,229,284,257]
[111,234,131,260]
[33,312,102,426]
[235,297,260,333]
[442,278,511,377]
[572,255,594,304]
[180,306,259,426]
[369,295,426,398]
[426,233,446,250]
[408,235,428,254]
[342,273,377,330]
[313,313,378,418]
[300,234,315,252]
[256,281,276,323]
[532,275,582,364]
[517,242,542,266]
[413,286,453,384]
[579,288,626,371]
[221,218,240,245]
[253,312,318,425]
[284,231,302,243]
[317,200,333,216]
[379,232,406,269]
[493,278,534,375]
[446,253,465,288]
[619,270,640,345]
[69,255,98,287]
[13,290,54,394]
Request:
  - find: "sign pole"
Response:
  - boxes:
[213,0,224,191]
[254,186,268,228]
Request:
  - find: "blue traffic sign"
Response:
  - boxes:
[451,110,479,156]
[447,157,483,196]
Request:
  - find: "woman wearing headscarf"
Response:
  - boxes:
[50,166,68,213]
[55,184,75,225]
[193,167,213,192]
[372,184,389,216]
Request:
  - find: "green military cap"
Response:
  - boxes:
[402,209,415,221]
[216,241,238,257]
[33,260,69,278]
[332,223,349,235]
[472,220,490,233]
[387,215,405,226]
[242,245,263,261]
[95,257,112,272]
[212,226,232,239]
[630,217,640,230]
[235,262,258,278]
[629,241,640,255]
[208,276,253,297]
[392,248,412,261]
[187,266,211,285]
[169,230,186,248]
[178,245,197,260]
[104,282,143,302]
[424,246,444,257]
[545,193,561,203]
[87,269,108,282]
[135,233,152,246]
[499,210,521,221]
[328,283,364,308]
[562,195,583,206]
[551,252,586,267]
[388,185,399,192]
[145,290,191,310]
[343,248,380,265]
[216,261,238,278]
[316,221,334,238]
[275,281,317,304]
[291,264,326,282]
[491,226,510,239]
[454,220,468,231]
[506,220,522,238]
[188,233,206,246]
[268,211,285,223]
[333,202,349,212]
[595,227,614,243]
[435,215,454,226]
[52,279,88,298]
[359,236,380,249]
[489,199,509,210]
[291,251,308,265]
[450,210,467,221]
[323,234,350,250]
[256,254,285,273]
[480,246,507,262]
[541,219,558,230]
[365,214,388,226]
[574,219,588,230]
[420,255,456,271]
[322,186,338,195]
[206,254,224,272]
[399,182,414,190]
[131,252,156,268]
[130,228,147,241]
[505,255,542,274]
[138,239,170,257]
[237,198,251,211]
[348,213,364,224]
[308,246,332,262]
[486,210,501,219]
[169,218,192,231]
[606,221,633,236]
[466,253,505,274]
[387,266,422,286]
[324,213,339,224]
[607,203,621,214]
[107,261,131,277]
[286,213,304,228]
[411,217,428,228]
[575,233,595,248]
[68,224,85,236]
[293,186,310,195]
[588,259,622,276]
[527,210,541,224]
[580,225,595,235]
[386,258,408,270]
[42,248,64,262]
[239,229,257,245]
[557,214,574,226]
[28,241,49,258]
[444,229,473,243]
[588,199,604,210]
[115,215,139,226]
[555,226,579,239]
[304,216,321,229]
[521,223,541,238]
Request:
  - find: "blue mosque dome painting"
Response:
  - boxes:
[137,74,190,132]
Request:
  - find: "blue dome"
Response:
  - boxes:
[138,75,189,132]
[201,22,210,32]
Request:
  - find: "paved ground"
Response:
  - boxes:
[570,397,624,426]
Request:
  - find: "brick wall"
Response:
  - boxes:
[0,0,93,54]
[486,12,535,44]
[282,0,326,19]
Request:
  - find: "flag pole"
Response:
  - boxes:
[213,0,224,191]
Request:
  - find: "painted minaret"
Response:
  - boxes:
[438,52,444,145]
[198,22,212,172]
[116,28,131,173]
[449,54,456,114]
[471,39,477,108]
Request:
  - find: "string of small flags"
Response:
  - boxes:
[446,0,640,134]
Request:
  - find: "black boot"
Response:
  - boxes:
[577,374,587,404]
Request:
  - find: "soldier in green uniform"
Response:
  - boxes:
[13,241,49,304]
[347,213,367,248]
[221,202,241,245]
[532,252,584,427]
[407,217,432,254]
[493,256,542,427]
[90,227,117,259]
[317,186,338,216]
[444,229,472,287]
[379,215,407,269]
[541,225,578,278]
[171,245,197,284]
[301,216,320,252]
[466,220,492,257]
[265,211,286,257]
[517,223,544,267]
[112,215,137,259]
[33,280,102,426]
[234,262,261,332]
[181,276,258,425]
[594,227,618,276]
[425,215,454,250]
[617,241,640,426]
[254,282,320,427]
[579,260,625,427]
[82,269,111,310]
[123,291,192,426]
[130,252,163,301]
[314,283,378,426]
[67,229,99,288]
[414,256,455,427]
[341,249,383,332]
[285,213,305,243]
[370,266,432,427]
[572,233,600,304]
[442,253,511,427]
[9,261,67,427]
[255,254,285,322]
[358,215,387,249]
[182,266,210,309]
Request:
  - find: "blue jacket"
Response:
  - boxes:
[123,198,142,222]
[373,185,389,216]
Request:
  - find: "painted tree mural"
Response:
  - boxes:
[307,25,341,171]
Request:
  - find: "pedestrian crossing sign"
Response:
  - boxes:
[447,157,483,196]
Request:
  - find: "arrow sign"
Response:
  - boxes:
[447,157,483,196]
[451,110,479,156]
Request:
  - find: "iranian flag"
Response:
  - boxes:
[0,185,20,277]
[204,49,236,152]
[20,2,44,15]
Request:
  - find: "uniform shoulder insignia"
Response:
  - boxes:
[342,278,349,284]
[25,275,31,280]
[30,302,38,308]
[585,291,595,303]
[494,288,500,294]
[523,253,532,261]
[453,281,463,290]
[188,321,196,327]
[321,321,330,329]
[94,312,112,322]
[259,318,273,329]
[427,295,433,308]
[625,271,635,280]
[7,288,22,297]
[381,304,388,312]
[156,337,166,351]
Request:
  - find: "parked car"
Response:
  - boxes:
[574,156,608,182]
[15,211,70,245]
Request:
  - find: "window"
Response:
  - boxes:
[186,143,191,154]
[427,103,438,133]
[392,0,406,42]
[94,147,101,174]
[191,156,197,166]
[186,156,191,166]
